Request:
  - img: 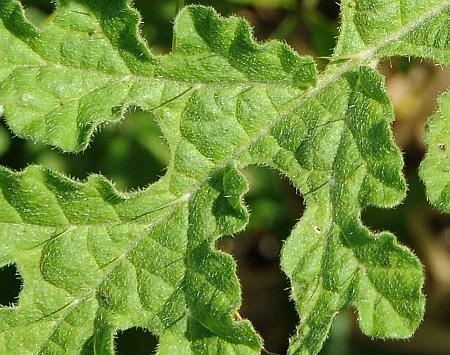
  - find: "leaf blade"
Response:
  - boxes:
[1,1,448,354]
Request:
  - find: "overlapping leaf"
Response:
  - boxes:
[0,0,448,354]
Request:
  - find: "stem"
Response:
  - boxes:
[172,0,186,49]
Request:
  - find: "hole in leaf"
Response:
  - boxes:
[0,109,170,191]
[63,109,170,190]
[218,166,304,354]
[0,263,23,307]
[21,0,56,28]
[115,327,159,355]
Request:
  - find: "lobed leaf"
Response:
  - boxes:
[0,0,315,151]
[279,67,424,354]
[0,164,264,354]
[0,0,449,354]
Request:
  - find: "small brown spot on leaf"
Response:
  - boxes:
[89,29,100,36]
[438,143,446,151]
[314,226,322,234]
[233,310,243,321]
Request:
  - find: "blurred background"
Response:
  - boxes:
[0,0,449,354]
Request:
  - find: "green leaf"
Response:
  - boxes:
[0,165,261,354]
[280,66,424,354]
[336,0,450,66]
[421,90,450,214]
[0,0,448,354]
[0,1,316,152]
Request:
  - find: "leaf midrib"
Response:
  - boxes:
[4,62,305,89]
[35,197,183,352]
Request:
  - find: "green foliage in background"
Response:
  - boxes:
[0,0,449,354]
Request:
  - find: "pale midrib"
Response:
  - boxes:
[0,220,149,228]
[365,0,450,57]
[34,1,450,350]
[315,0,450,332]
[36,197,183,353]
[297,0,450,339]
[7,0,450,90]
[5,63,304,90]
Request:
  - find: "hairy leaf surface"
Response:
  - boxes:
[0,0,449,354]
[421,90,450,214]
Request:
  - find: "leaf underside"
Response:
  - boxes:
[0,0,448,354]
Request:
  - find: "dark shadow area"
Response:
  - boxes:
[218,165,304,354]
[0,110,169,191]
[317,0,340,20]
[115,327,159,355]
[21,0,55,27]
[362,149,426,245]
[0,264,22,307]
[21,0,54,13]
